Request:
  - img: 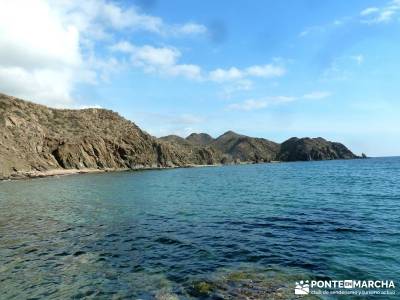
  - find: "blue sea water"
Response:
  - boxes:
[0,157,399,299]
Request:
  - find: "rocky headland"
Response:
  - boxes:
[0,93,361,180]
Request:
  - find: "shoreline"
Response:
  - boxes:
[1,157,371,182]
[0,163,224,182]
[1,168,122,181]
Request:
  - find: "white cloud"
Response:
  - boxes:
[360,0,400,24]
[0,3,81,70]
[299,1,400,38]
[0,66,76,106]
[209,67,243,82]
[228,91,330,111]
[302,91,331,100]
[360,7,379,16]
[298,25,326,38]
[87,56,121,82]
[1,0,288,108]
[109,41,136,53]
[373,10,396,23]
[132,45,180,67]
[209,64,286,82]
[268,95,297,103]
[112,39,287,84]
[0,0,83,106]
[111,40,288,84]
[133,112,205,138]
[111,41,202,80]
[219,79,253,99]
[166,64,202,79]
[100,1,163,32]
[52,0,207,37]
[228,96,296,111]
[171,22,207,35]
[322,57,353,81]
[322,53,368,81]
[245,64,286,78]
[228,99,268,111]
[0,0,207,107]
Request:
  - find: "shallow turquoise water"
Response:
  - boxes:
[0,158,399,299]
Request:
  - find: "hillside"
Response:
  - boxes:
[0,93,218,179]
[278,137,358,161]
[0,93,360,179]
[186,133,214,146]
[209,131,280,163]
[183,131,358,163]
[158,135,222,165]
[278,137,357,161]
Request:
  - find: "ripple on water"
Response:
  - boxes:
[0,158,399,298]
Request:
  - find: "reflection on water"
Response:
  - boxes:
[0,158,399,299]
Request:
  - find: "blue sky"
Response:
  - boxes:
[1,0,400,156]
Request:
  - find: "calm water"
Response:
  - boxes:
[0,158,399,299]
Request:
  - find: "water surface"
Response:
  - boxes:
[0,158,399,299]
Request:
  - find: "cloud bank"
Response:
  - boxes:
[0,0,207,106]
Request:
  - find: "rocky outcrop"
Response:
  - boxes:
[0,93,219,179]
[158,135,223,165]
[278,137,358,161]
[0,93,361,180]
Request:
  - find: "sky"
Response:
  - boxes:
[0,0,399,156]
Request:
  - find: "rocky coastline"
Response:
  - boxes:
[0,93,363,180]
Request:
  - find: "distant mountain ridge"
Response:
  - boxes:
[186,133,214,146]
[0,93,361,180]
[167,131,358,164]
[209,131,280,163]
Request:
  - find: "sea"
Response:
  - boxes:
[0,157,399,299]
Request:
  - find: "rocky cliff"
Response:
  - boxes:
[0,93,218,179]
[158,135,222,165]
[0,93,360,180]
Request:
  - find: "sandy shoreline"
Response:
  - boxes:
[1,164,225,181]
[1,168,120,181]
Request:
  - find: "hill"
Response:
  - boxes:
[185,133,214,146]
[209,131,280,163]
[278,137,358,161]
[0,93,217,179]
[0,93,360,179]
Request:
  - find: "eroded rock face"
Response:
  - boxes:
[0,94,216,179]
[158,135,223,165]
